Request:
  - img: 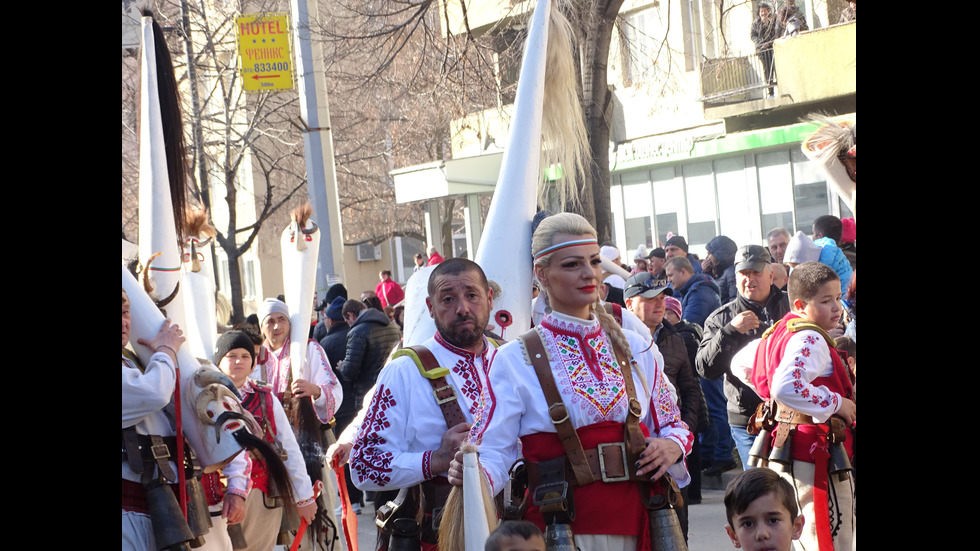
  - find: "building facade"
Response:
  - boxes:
[395,0,856,260]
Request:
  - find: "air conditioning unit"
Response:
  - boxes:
[356,243,382,262]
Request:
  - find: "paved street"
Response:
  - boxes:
[317,486,733,551]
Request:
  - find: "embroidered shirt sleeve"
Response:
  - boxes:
[348,360,430,491]
[635,341,693,488]
[308,341,342,423]
[222,450,252,498]
[770,330,841,422]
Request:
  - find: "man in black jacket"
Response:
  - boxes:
[338,298,403,424]
[751,2,777,96]
[695,245,790,470]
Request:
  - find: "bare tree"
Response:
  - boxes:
[310,0,650,244]
[313,0,501,251]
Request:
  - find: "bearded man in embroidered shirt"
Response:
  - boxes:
[349,258,498,550]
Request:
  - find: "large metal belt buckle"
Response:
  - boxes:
[549,403,569,425]
[597,442,630,483]
[531,480,569,507]
[151,443,171,461]
[432,384,457,405]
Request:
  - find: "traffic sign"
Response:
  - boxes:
[236,13,293,92]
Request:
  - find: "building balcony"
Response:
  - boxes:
[698,21,855,127]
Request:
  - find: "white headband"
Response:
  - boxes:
[533,238,599,261]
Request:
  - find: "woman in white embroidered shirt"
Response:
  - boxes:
[450,212,694,551]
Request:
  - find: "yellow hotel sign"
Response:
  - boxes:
[236,13,293,92]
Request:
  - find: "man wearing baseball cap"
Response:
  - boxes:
[695,245,791,472]
[645,247,667,285]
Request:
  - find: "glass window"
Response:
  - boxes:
[621,171,653,250]
[243,259,256,299]
[715,156,754,247]
[838,196,854,220]
[655,213,678,248]
[791,148,829,234]
[683,162,717,253]
[218,257,231,297]
[757,150,794,238]
[652,166,681,247]
[620,8,666,86]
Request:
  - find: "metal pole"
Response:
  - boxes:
[290,0,346,301]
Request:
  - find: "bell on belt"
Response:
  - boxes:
[767,438,793,472]
[828,442,854,481]
[144,478,195,551]
[276,502,301,545]
[747,431,772,468]
[387,518,422,551]
[648,508,689,551]
[543,523,576,551]
[185,476,213,546]
[227,523,248,549]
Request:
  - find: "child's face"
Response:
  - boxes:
[793,280,842,331]
[725,492,804,551]
[493,534,546,551]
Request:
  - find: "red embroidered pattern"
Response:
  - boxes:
[435,332,488,415]
[422,451,432,480]
[351,384,398,486]
[540,317,626,422]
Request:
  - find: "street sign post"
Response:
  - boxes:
[236,13,293,92]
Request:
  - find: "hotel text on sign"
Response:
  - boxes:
[236,13,293,92]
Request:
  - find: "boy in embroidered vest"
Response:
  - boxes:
[749,262,855,551]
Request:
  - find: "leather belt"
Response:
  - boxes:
[525,440,635,488]
[121,431,180,483]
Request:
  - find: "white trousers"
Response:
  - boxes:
[779,461,855,551]
[122,510,155,551]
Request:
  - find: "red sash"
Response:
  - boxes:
[520,421,658,550]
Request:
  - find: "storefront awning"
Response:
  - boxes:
[392,152,503,204]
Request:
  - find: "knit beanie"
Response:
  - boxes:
[664,235,689,253]
[325,296,346,321]
[258,298,289,325]
[214,330,256,368]
[665,296,683,320]
[325,283,348,303]
[783,231,822,264]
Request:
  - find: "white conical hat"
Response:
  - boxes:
[130,13,243,471]
[280,204,320,379]
[473,0,563,340]
[138,14,186,330]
